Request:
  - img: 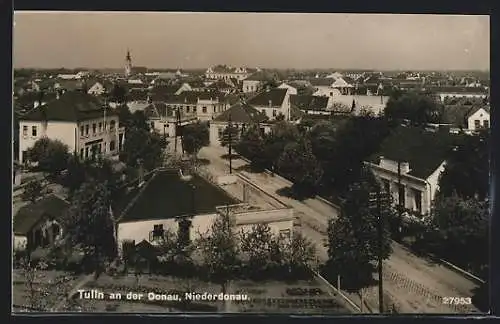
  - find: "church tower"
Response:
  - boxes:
[125,49,132,77]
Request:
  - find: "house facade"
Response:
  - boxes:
[205,65,258,81]
[18,91,125,164]
[467,106,490,130]
[365,157,445,217]
[246,88,291,121]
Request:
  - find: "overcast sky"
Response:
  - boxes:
[13,12,490,70]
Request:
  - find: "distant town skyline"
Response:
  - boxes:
[13,12,490,71]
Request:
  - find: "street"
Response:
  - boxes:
[198,144,481,313]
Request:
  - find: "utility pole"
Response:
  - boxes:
[370,189,387,314]
[228,112,233,174]
[397,160,402,239]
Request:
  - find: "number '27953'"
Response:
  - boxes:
[442,297,472,305]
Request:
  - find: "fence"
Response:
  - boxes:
[382,263,473,313]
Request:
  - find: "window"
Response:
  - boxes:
[85,147,89,158]
[218,127,224,138]
[186,106,190,113]
[22,151,27,163]
[110,120,116,131]
[85,125,89,135]
[330,92,333,96]
[398,185,405,208]
[22,126,28,136]
[483,120,489,128]
[383,179,390,194]
[150,224,164,241]
[202,106,207,113]
[273,109,277,117]
[80,149,84,159]
[104,122,108,130]
[474,120,481,129]
[31,126,37,137]
[110,140,116,151]
[412,188,422,214]
[92,123,96,134]
[80,125,84,136]
[99,122,103,132]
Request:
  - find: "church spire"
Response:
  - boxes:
[125,48,132,77]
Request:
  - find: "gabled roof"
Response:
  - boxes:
[14,92,57,109]
[290,95,329,111]
[14,194,69,235]
[370,126,457,179]
[244,71,273,82]
[247,88,288,107]
[128,89,149,102]
[19,91,117,122]
[214,102,268,124]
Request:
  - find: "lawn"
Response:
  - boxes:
[75,274,351,313]
[12,270,82,311]
[122,170,238,222]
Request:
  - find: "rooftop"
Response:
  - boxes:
[121,170,238,222]
[19,91,117,122]
[14,194,69,235]
[247,88,288,107]
[290,95,329,111]
[214,102,268,124]
[369,125,458,179]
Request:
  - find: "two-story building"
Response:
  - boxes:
[365,126,456,217]
[205,65,258,81]
[18,91,125,164]
[246,87,291,121]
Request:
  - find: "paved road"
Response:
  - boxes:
[198,145,481,313]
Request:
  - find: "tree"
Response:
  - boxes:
[263,121,301,171]
[116,104,134,129]
[277,139,323,198]
[62,181,116,274]
[182,122,209,159]
[234,125,266,171]
[418,194,489,276]
[110,84,127,104]
[121,128,166,171]
[22,180,43,203]
[197,207,240,300]
[282,232,317,277]
[325,167,393,288]
[240,223,275,278]
[384,92,443,125]
[438,131,489,201]
[27,138,70,176]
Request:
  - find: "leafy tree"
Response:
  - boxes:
[182,122,209,158]
[282,232,317,277]
[277,139,323,198]
[121,128,166,171]
[234,125,266,170]
[197,207,240,298]
[263,121,301,171]
[63,181,116,274]
[384,92,443,125]
[438,131,489,201]
[110,84,127,104]
[417,194,489,276]
[22,180,43,203]
[64,154,87,196]
[116,104,133,128]
[240,223,275,277]
[27,138,70,176]
[325,167,393,288]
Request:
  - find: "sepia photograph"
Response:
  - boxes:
[12,12,490,314]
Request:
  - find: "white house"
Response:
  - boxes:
[467,106,490,130]
[116,171,294,257]
[18,91,125,164]
[365,126,455,217]
[246,87,291,121]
